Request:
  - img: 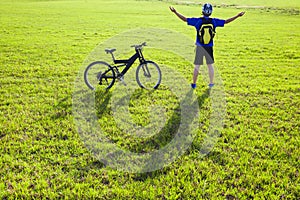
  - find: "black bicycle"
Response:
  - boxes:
[84,42,162,90]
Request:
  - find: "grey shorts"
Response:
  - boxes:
[194,46,214,65]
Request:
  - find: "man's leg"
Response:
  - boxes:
[192,46,203,89]
[207,63,214,85]
[193,64,200,84]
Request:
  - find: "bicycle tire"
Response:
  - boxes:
[84,61,116,90]
[136,61,161,89]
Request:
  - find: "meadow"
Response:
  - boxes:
[0,0,299,199]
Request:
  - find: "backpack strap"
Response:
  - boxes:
[195,17,204,30]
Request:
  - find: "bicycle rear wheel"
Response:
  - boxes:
[136,61,161,89]
[84,61,116,90]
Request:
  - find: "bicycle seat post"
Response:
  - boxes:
[105,48,117,63]
[110,52,116,63]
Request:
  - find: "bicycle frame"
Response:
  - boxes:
[112,48,146,76]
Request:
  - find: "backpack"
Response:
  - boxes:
[197,18,216,45]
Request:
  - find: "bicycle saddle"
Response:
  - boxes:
[105,48,116,54]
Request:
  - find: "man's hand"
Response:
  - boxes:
[169,6,187,22]
[238,11,245,17]
[169,6,176,13]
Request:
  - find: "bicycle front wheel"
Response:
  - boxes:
[136,61,161,89]
[84,61,116,90]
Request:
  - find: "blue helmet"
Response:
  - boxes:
[202,3,213,16]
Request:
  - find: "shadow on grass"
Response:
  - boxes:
[138,88,210,151]
[71,87,209,175]
[72,87,208,152]
[52,89,112,120]
[94,89,113,118]
[52,95,72,120]
[132,88,210,178]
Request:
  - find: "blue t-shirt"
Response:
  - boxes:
[187,17,225,47]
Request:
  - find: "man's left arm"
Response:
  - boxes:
[225,12,245,24]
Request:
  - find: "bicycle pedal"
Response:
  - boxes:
[118,77,127,86]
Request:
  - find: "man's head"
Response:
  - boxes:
[202,3,213,16]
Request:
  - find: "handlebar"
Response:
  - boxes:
[131,42,147,49]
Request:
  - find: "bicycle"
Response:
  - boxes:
[84,42,162,90]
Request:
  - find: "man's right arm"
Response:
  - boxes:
[169,6,187,22]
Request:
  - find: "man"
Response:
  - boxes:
[170,3,245,89]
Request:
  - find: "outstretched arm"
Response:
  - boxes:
[225,12,245,24]
[169,6,187,22]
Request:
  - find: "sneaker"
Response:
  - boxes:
[191,83,196,89]
[208,83,214,88]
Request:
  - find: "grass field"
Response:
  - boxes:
[0,0,299,199]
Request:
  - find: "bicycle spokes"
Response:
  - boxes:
[84,61,116,90]
[136,61,161,89]
[97,72,102,80]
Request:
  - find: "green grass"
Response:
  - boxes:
[165,0,300,9]
[1,0,299,199]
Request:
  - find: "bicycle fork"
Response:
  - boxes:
[141,64,151,78]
